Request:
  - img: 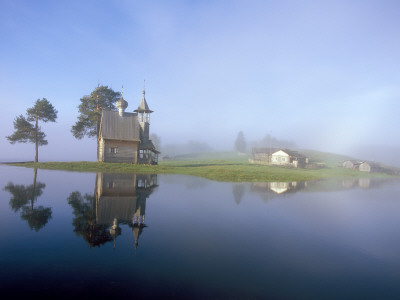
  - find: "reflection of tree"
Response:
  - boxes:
[3,168,51,231]
[232,183,245,205]
[67,191,113,247]
[20,205,52,231]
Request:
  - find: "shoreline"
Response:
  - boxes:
[3,161,396,183]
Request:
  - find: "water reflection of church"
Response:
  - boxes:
[94,173,157,251]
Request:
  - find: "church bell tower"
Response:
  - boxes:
[134,84,153,142]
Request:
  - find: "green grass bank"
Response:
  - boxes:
[4,150,396,182]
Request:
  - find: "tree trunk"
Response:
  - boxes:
[96,114,100,161]
[31,168,38,212]
[34,116,38,163]
[97,139,99,161]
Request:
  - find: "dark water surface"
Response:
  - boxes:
[1,165,400,299]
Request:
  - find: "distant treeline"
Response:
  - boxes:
[249,134,297,150]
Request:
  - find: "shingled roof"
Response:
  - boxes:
[139,139,160,153]
[279,149,307,159]
[134,90,153,113]
[99,109,140,141]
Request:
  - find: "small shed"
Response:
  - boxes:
[342,160,362,169]
[251,147,276,164]
[359,162,380,173]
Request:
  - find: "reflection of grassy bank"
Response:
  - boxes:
[5,159,395,182]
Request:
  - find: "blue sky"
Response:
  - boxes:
[1,0,400,164]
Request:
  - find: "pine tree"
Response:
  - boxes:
[234,131,246,153]
[71,85,121,159]
[7,98,58,162]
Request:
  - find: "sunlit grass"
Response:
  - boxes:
[4,157,395,182]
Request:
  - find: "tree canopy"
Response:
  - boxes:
[71,85,121,140]
[27,99,57,123]
[6,115,46,145]
[7,98,58,162]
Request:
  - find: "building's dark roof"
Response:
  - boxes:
[272,149,307,159]
[134,90,153,113]
[253,147,307,159]
[343,160,362,165]
[139,140,160,153]
[360,161,381,168]
[100,109,140,141]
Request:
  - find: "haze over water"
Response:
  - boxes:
[1,165,400,298]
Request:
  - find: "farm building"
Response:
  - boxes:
[359,161,381,173]
[98,88,159,164]
[342,160,396,174]
[342,160,362,169]
[270,149,308,168]
[250,148,308,168]
[250,147,275,164]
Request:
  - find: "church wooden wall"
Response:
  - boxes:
[99,139,139,163]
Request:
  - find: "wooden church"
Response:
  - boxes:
[98,87,159,164]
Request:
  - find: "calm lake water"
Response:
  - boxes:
[1,164,400,299]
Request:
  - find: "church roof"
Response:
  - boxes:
[134,90,153,113]
[99,109,140,141]
[139,140,160,152]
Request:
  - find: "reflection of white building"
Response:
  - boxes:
[269,181,303,194]
[341,178,371,189]
[358,178,371,189]
[250,181,307,201]
[269,182,290,194]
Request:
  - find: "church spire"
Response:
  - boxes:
[135,80,153,114]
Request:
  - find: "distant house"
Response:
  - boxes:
[342,160,396,175]
[250,148,308,168]
[270,149,308,168]
[342,160,362,169]
[359,161,380,173]
[98,88,159,164]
